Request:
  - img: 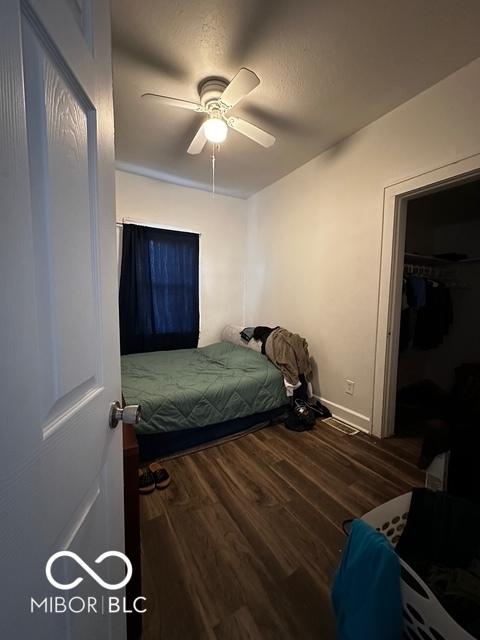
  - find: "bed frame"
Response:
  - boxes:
[136,405,288,462]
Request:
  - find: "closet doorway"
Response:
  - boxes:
[394,179,480,437]
[373,154,480,439]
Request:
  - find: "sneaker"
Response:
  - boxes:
[149,462,171,490]
[138,466,156,495]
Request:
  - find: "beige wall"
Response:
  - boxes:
[245,57,480,433]
[115,170,248,347]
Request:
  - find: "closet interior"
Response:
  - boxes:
[395,178,480,437]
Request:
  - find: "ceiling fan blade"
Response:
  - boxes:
[187,123,208,155]
[141,93,204,112]
[220,68,260,109]
[228,117,275,148]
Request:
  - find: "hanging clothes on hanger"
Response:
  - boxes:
[399,269,453,352]
[413,280,453,350]
[406,275,427,309]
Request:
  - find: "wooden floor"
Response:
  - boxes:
[140,419,423,640]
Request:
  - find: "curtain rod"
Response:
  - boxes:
[116,218,200,235]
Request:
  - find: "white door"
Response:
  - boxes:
[0,1,126,638]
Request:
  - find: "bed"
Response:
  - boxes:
[121,341,288,459]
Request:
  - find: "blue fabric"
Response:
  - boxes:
[332,519,403,640]
[119,224,199,355]
[406,276,427,308]
[136,406,287,461]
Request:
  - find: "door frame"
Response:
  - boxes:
[373,153,480,438]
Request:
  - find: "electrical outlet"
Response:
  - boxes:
[345,379,355,396]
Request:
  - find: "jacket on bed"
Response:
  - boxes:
[265,327,312,386]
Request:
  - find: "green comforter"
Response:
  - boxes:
[121,341,286,435]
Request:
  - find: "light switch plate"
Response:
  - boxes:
[345,379,355,395]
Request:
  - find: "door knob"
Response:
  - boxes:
[109,401,141,429]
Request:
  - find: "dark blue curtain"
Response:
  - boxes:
[119,224,199,355]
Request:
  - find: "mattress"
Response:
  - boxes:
[121,341,287,435]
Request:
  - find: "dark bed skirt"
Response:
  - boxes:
[136,405,288,462]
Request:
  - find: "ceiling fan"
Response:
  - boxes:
[141,68,275,155]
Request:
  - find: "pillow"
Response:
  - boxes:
[221,325,262,352]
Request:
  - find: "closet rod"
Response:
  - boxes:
[404,264,468,288]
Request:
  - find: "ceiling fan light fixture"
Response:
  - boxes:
[143,68,276,155]
[204,116,228,143]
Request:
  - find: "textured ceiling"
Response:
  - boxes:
[111,0,480,198]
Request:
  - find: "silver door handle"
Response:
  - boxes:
[109,401,141,429]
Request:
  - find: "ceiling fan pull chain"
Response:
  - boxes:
[211,143,216,196]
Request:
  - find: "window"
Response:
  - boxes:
[119,224,199,354]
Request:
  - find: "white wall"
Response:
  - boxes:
[115,170,248,347]
[245,57,480,434]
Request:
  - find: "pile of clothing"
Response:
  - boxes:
[400,275,453,351]
[241,325,330,430]
[396,489,480,638]
[241,325,313,393]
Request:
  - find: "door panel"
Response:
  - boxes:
[64,0,93,48]
[0,1,124,638]
[23,17,100,427]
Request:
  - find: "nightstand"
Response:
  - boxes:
[123,423,142,639]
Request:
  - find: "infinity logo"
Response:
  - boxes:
[46,551,132,591]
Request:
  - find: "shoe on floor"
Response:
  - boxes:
[149,461,171,490]
[138,466,156,495]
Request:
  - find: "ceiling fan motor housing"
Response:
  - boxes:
[199,78,228,110]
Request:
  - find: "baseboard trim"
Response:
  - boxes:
[314,395,371,434]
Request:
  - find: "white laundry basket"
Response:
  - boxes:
[362,493,475,640]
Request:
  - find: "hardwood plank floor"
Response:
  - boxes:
[140,419,423,640]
